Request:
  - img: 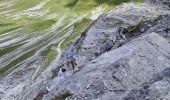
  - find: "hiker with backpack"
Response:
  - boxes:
[66,49,77,70]
[57,67,67,78]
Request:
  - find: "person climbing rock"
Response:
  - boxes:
[66,50,77,70]
[57,68,67,78]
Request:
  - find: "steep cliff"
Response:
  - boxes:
[1,0,170,100]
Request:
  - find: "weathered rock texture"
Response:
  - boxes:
[44,33,170,100]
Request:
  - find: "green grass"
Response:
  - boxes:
[31,44,58,80]
[0,23,15,27]
[0,48,37,79]
[0,16,22,34]
[39,45,57,70]
[26,19,56,31]
[0,18,15,24]
[135,0,143,3]
[0,16,19,26]
[0,38,12,44]
[0,42,25,57]
[0,0,144,79]
[0,26,21,35]
[65,0,79,7]
[0,0,43,12]
[52,91,73,100]
[61,18,92,48]
[0,0,142,35]
[95,0,131,5]
[42,0,101,16]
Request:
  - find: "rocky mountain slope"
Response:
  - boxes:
[1,0,170,100]
[0,0,122,99]
[43,1,170,100]
[45,32,170,100]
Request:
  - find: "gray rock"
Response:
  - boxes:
[124,67,170,100]
[44,33,170,100]
[99,39,114,55]
[147,80,170,99]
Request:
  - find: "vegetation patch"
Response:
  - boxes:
[95,0,130,5]
[126,16,163,37]
[2,0,43,12]
[0,42,25,57]
[0,0,144,79]
[95,0,143,5]
[65,0,79,7]
[0,26,21,35]
[27,19,56,31]
[61,18,92,48]
[38,45,57,72]
[52,91,73,100]
[0,48,37,79]
[0,23,15,27]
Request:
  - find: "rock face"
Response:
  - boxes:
[151,0,170,9]
[125,68,170,100]
[66,2,170,70]
[5,2,170,100]
[44,33,170,100]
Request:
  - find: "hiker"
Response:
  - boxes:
[66,50,77,70]
[57,68,67,78]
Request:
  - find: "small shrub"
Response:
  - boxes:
[52,91,73,100]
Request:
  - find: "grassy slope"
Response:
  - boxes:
[0,0,143,78]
